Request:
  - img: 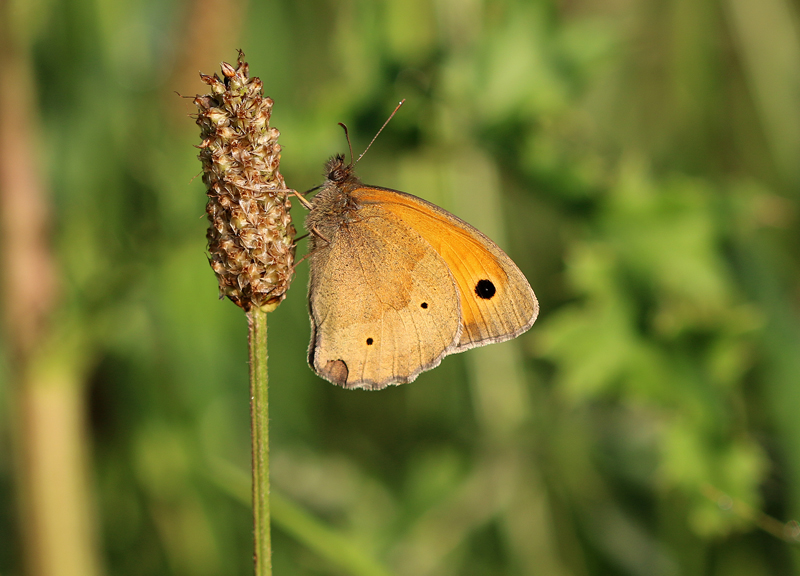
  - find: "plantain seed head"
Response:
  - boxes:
[195,51,295,311]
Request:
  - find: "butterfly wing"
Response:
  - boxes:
[353,186,539,351]
[308,215,462,389]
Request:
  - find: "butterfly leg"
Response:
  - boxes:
[291,189,314,210]
[291,226,330,271]
[309,225,330,245]
[292,251,316,270]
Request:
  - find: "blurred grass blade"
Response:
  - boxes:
[725,0,800,182]
[270,492,396,576]
[206,457,397,576]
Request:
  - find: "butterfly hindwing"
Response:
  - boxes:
[308,215,462,389]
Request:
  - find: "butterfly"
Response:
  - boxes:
[297,115,538,390]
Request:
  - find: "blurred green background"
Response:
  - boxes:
[1,0,800,574]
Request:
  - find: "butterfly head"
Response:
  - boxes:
[324,154,359,187]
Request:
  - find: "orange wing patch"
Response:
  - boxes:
[354,187,538,350]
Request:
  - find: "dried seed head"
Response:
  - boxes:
[195,51,295,311]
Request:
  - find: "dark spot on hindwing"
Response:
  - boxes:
[475,279,496,299]
[366,337,374,345]
[420,302,428,309]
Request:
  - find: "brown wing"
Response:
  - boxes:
[307,213,462,389]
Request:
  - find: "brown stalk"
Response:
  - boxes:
[0,2,103,576]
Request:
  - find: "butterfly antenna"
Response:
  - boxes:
[337,122,355,167]
[355,99,406,164]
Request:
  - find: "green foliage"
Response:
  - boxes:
[2,0,800,574]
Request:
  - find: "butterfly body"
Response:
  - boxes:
[306,155,538,390]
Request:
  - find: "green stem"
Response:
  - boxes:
[248,306,271,576]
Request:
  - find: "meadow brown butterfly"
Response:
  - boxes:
[301,111,538,390]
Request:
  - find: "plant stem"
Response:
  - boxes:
[248,306,271,576]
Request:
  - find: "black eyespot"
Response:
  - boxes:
[366,337,374,345]
[475,279,496,299]
[420,302,428,309]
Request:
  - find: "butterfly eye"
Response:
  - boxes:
[474,279,496,300]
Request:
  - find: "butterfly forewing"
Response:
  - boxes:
[354,186,539,351]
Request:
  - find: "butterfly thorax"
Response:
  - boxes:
[306,154,365,243]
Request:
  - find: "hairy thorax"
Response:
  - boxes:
[305,155,365,246]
